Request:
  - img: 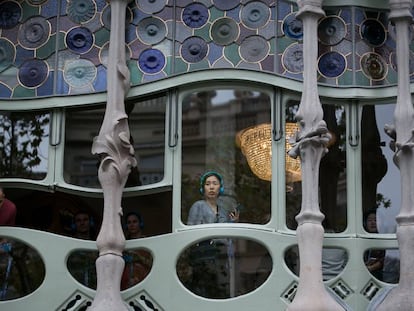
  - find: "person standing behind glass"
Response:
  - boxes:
[187,171,239,225]
[121,212,152,290]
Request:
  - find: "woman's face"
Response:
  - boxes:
[203,175,221,199]
[366,213,378,233]
[127,214,140,234]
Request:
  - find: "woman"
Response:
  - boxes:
[187,171,239,225]
[121,212,152,290]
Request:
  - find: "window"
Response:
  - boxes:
[64,95,166,188]
[285,102,347,232]
[181,89,271,225]
[0,111,49,180]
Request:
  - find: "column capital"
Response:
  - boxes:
[296,0,325,19]
[389,0,413,21]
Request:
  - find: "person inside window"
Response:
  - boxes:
[364,208,385,280]
[0,187,16,226]
[121,212,152,290]
[187,171,239,225]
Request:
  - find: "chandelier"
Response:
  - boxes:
[236,123,301,182]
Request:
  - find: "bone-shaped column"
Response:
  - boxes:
[376,1,414,309]
[89,0,135,310]
[287,1,343,310]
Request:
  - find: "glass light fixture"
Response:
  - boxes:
[236,123,301,183]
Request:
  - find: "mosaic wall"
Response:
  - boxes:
[0,0,412,99]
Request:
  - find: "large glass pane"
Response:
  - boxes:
[177,238,272,299]
[362,104,400,234]
[4,188,171,237]
[64,96,166,188]
[181,89,271,225]
[286,102,347,232]
[0,111,49,179]
[0,238,45,300]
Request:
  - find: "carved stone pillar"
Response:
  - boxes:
[376,1,414,309]
[89,0,135,310]
[286,1,343,310]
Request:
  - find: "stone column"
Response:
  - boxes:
[89,0,135,310]
[377,1,414,309]
[286,1,343,310]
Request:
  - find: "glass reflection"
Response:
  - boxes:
[121,248,152,290]
[0,111,49,179]
[364,104,400,234]
[64,96,166,188]
[286,102,347,232]
[67,250,98,289]
[364,248,400,284]
[181,89,271,225]
[0,238,45,300]
[177,238,272,299]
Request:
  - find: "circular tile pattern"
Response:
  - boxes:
[138,49,165,74]
[212,0,239,11]
[361,52,387,80]
[239,35,269,63]
[318,51,346,78]
[182,3,209,28]
[210,17,239,46]
[66,27,94,54]
[18,59,49,88]
[0,38,16,72]
[282,43,304,73]
[137,0,167,14]
[318,16,346,46]
[283,13,303,40]
[241,1,270,29]
[181,36,208,63]
[360,19,386,47]
[18,16,50,49]
[67,0,96,24]
[0,1,21,29]
[64,58,97,87]
[137,17,167,45]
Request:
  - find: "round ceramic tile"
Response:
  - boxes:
[360,19,386,47]
[282,43,304,73]
[212,0,239,11]
[210,17,239,46]
[361,52,387,80]
[138,49,165,74]
[67,0,96,24]
[282,13,303,40]
[318,51,346,78]
[64,58,97,87]
[241,1,270,29]
[137,0,167,14]
[18,16,51,49]
[182,3,209,28]
[318,16,346,46]
[239,35,269,63]
[0,38,15,72]
[18,59,49,88]
[181,36,208,63]
[137,17,167,45]
[0,1,21,29]
[66,27,94,54]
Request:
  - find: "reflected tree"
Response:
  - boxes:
[0,112,49,178]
